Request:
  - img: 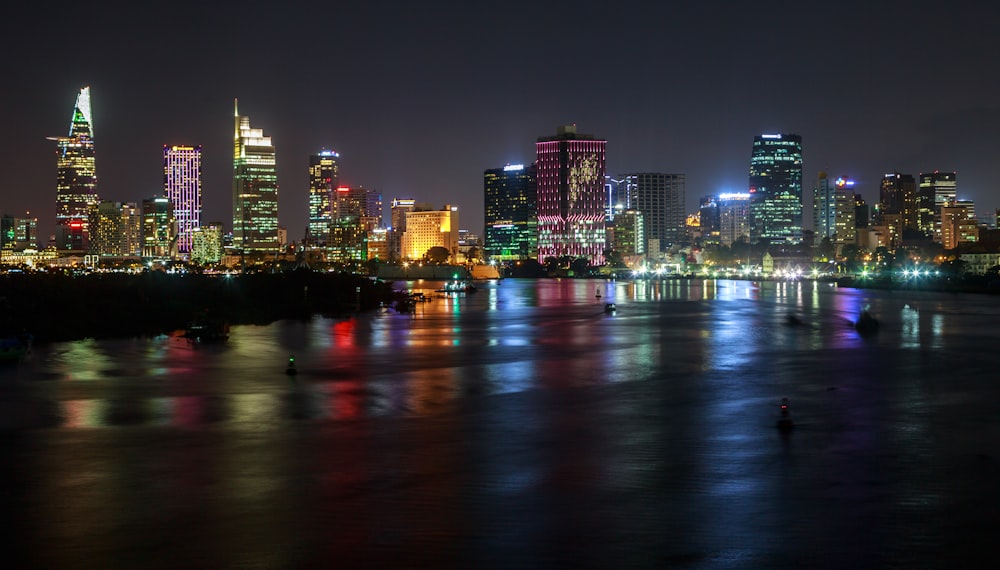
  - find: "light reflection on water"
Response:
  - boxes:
[5,278,993,431]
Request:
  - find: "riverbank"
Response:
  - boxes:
[0,271,395,344]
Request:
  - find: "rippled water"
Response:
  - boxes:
[3,278,999,568]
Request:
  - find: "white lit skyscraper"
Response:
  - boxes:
[49,86,99,251]
[232,99,279,252]
[163,145,202,256]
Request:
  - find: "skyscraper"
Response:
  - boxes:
[484,162,537,261]
[813,172,835,240]
[536,125,606,265]
[718,193,751,247]
[142,197,175,258]
[49,86,99,251]
[919,171,957,242]
[388,198,416,261]
[622,173,686,250]
[163,145,202,256]
[876,172,916,247]
[748,133,803,245]
[232,100,279,252]
[832,178,857,252]
[89,201,141,257]
[308,150,339,245]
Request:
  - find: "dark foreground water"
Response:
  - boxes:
[2,278,999,568]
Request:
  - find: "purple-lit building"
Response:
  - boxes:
[163,145,202,256]
[536,125,607,265]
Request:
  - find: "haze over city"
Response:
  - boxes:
[3,0,998,241]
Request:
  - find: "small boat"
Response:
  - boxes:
[855,308,879,335]
[436,280,476,294]
[604,302,616,314]
[286,355,298,376]
[776,397,794,430]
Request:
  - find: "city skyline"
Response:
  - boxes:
[2,2,998,242]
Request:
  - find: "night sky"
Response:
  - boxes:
[3,1,998,243]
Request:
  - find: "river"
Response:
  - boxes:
[2,278,998,568]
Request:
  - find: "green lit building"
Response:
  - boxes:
[484,163,537,261]
[232,99,279,252]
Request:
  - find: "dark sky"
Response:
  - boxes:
[3,1,998,242]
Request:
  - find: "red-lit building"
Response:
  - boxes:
[536,125,607,265]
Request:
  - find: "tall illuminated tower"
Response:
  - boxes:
[748,133,803,245]
[536,125,607,265]
[484,162,537,261]
[308,150,339,245]
[49,86,99,250]
[232,99,279,252]
[163,145,202,256]
[919,171,957,242]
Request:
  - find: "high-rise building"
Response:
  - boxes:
[814,172,835,240]
[622,173,686,250]
[718,193,751,247]
[308,150,339,245]
[48,86,99,251]
[89,201,141,257]
[748,133,803,244]
[876,172,917,246]
[536,125,606,265]
[484,162,537,261]
[163,145,202,256]
[232,100,278,252]
[142,197,175,258]
[401,205,459,261]
[605,176,631,222]
[919,171,957,242]
[941,200,977,250]
[610,210,645,256]
[832,179,857,251]
[388,198,416,261]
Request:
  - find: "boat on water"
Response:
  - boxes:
[183,320,230,344]
[855,306,879,335]
[0,334,32,362]
[436,279,477,294]
[604,303,616,314]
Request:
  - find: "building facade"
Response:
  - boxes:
[484,163,537,261]
[232,100,279,252]
[718,193,751,247]
[813,172,835,240]
[919,171,957,242]
[401,206,459,261]
[49,86,100,251]
[748,133,803,245]
[307,150,339,245]
[163,145,202,256]
[89,201,141,257]
[191,223,224,265]
[388,198,416,261]
[621,173,686,250]
[536,125,607,265]
[141,197,175,258]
